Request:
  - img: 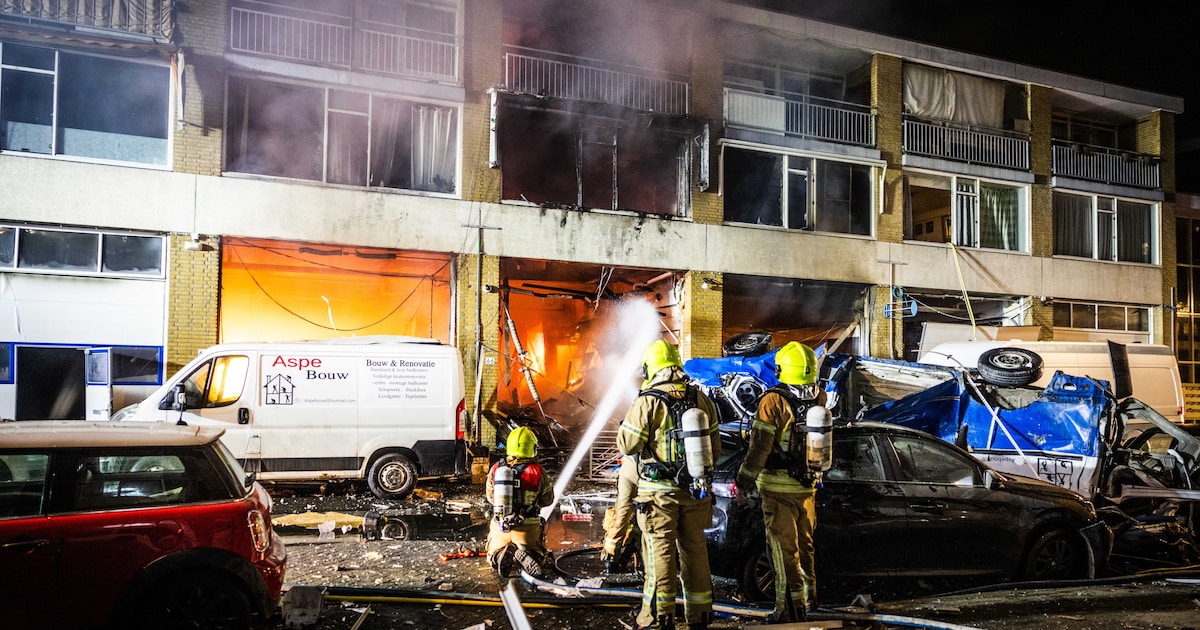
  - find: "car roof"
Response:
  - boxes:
[0,421,224,449]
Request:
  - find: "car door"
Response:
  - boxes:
[0,452,58,628]
[816,431,921,578]
[885,432,1023,577]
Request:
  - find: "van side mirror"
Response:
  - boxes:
[173,383,188,411]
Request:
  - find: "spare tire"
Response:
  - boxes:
[977,347,1043,387]
[723,332,773,357]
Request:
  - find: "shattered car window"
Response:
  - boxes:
[890,435,979,486]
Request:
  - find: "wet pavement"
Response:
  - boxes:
[264,481,1200,630]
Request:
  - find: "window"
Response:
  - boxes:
[906,173,1025,251]
[724,147,873,234]
[66,447,231,510]
[1053,302,1149,333]
[498,104,690,215]
[826,435,886,481]
[889,435,980,486]
[0,41,170,165]
[1053,192,1154,263]
[0,225,164,278]
[225,76,457,194]
[0,453,49,517]
[176,356,249,409]
[111,347,164,385]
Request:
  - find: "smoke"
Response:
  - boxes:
[542,297,661,518]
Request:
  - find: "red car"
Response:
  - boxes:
[0,421,287,629]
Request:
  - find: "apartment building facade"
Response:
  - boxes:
[0,0,1182,445]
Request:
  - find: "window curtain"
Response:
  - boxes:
[903,64,1004,128]
[979,184,1018,250]
[412,105,456,193]
[327,112,367,185]
[1117,200,1153,263]
[954,186,977,247]
[1053,192,1094,257]
[370,98,406,188]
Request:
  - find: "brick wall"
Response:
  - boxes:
[173,0,227,176]
[456,253,501,449]
[461,0,503,204]
[681,271,723,360]
[165,233,221,375]
[873,54,903,244]
[690,10,724,225]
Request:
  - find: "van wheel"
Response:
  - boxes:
[368,453,417,499]
[977,347,1043,387]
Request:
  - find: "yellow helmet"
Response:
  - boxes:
[775,341,817,386]
[641,339,683,381]
[506,426,538,459]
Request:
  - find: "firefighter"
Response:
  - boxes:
[485,425,555,577]
[617,339,721,630]
[734,341,827,623]
[600,453,641,573]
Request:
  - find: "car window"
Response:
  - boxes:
[825,434,886,481]
[0,453,49,517]
[889,435,980,486]
[51,446,237,512]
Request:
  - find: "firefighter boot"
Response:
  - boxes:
[636,614,674,630]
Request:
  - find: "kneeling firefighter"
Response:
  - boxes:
[734,341,833,623]
[485,425,556,577]
[617,340,721,630]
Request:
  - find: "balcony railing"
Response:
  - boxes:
[228,0,459,83]
[0,0,173,39]
[503,45,689,115]
[1052,141,1160,189]
[903,117,1029,171]
[724,87,876,148]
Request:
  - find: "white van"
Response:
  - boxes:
[112,336,467,499]
[918,341,1186,424]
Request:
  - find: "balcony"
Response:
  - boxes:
[503,45,689,115]
[228,0,458,84]
[1052,141,1160,189]
[0,0,172,40]
[904,117,1029,171]
[724,87,875,148]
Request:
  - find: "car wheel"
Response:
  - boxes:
[134,570,251,630]
[723,332,773,357]
[739,540,775,602]
[1022,528,1083,581]
[977,347,1043,387]
[368,453,418,499]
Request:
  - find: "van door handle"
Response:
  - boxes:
[238,407,250,424]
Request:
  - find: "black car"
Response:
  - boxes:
[706,421,1111,602]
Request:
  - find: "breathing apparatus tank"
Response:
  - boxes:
[805,405,833,485]
[681,407,714,498]
[492,464,516,531]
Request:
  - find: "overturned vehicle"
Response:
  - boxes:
[687,342,1200,572]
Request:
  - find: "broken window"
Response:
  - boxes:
[499,103,689,215]
[723,147,872,235]
[1053,192,1153,263]
[226,76,457,194]
[905,173,1025,251]
[0,41,170,165]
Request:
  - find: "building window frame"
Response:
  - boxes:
[721,143,877,236]
[0,224,165,280]
[1053,191,1156,264]
[904,172,1028,252]
[224,74,460,195]
[0,40,172,167]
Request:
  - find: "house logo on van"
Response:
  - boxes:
[264,374,294,405]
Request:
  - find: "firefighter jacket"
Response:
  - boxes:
[486,456,554,518]
[617,366,721,493]
[736,386,827,494]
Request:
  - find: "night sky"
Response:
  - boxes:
[740,0,1200,191]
